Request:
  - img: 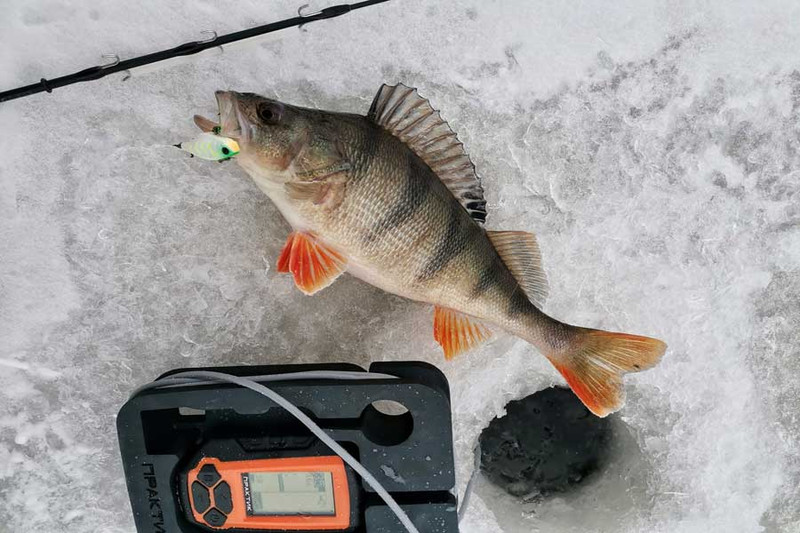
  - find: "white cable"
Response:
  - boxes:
[131,370,398,397]
[141,370,421,533]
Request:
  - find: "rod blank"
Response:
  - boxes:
[0,0,390,103]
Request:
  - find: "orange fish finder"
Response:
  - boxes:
[182,456,355,531]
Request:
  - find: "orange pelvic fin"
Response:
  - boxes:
[546,329,666,417]
[433,306,492,361]
[276,232,346,295]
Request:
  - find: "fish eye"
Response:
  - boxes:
[221,146,230,155]
[257,102,283,124]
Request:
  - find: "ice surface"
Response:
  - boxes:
[2,1,800,532]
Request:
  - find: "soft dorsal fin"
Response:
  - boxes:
[368,83,487,224]
[487,230,548,308]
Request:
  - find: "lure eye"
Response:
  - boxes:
[257,102,283,125]
[221,146,230,155]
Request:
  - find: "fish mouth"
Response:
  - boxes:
[216,91,245,139]
[193,91,249,143]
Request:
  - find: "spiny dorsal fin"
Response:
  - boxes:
[487,230,548,308]
[368,83,487,224]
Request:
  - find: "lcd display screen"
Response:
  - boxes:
[245,471,335,516]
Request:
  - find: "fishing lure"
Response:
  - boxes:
[174,132,239,161]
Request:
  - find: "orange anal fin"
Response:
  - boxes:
[546,329,666,417]
[433,306,492,361]
[276,232,346,295]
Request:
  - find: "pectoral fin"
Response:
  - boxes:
[277,232,346,295]
[433,306,492,360]
[287,154,351,210]
[285,181,346,209]
[295,161,351,181]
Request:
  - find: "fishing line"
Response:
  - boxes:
[0,0,391,103]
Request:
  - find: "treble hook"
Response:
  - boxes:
[298,4,322,32]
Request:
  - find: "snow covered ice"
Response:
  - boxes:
[2,0,800,531]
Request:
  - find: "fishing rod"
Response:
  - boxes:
[0,0,391,103]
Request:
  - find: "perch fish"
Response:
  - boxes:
[194,84,666,417]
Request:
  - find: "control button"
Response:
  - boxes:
[197,464,221,487]
[191,481,210,513]
[204,508,227,527]
[213,481,233,513]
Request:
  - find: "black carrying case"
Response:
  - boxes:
[117,362,459,533]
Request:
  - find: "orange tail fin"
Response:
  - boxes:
[546,329,666,417]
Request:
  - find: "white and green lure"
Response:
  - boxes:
[175,131,239,161]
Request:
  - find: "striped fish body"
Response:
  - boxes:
[282,119,546,341]
[204,86,666,417]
